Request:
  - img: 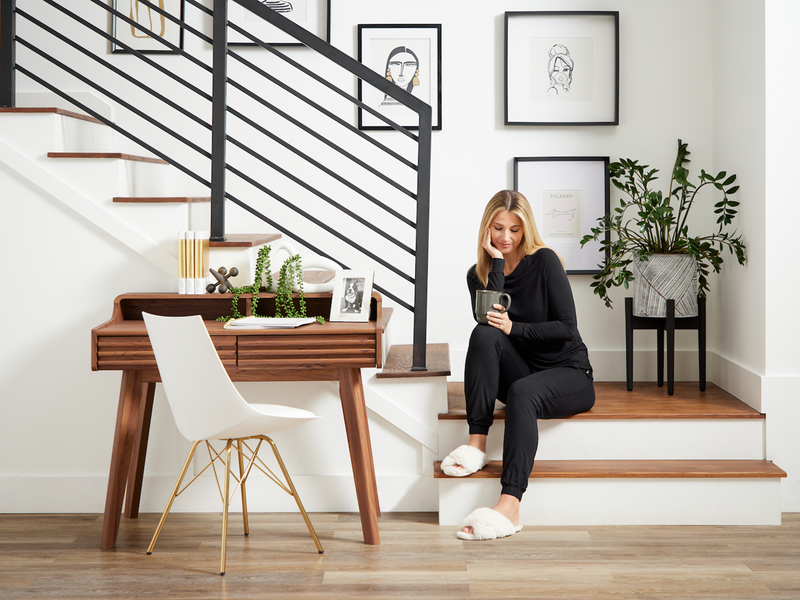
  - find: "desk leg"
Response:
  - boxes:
[101,370,144,549]
[125,382,156,518]
[338,367,381,545]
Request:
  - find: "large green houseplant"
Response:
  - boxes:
[580,140,747,310]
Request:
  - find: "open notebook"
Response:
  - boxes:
[223,316,317,329]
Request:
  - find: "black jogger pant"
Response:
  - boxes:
[464,324,595,501]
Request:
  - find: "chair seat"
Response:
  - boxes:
[208,404,318,441]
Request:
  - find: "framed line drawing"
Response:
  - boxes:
[514,157,610,274]
[112,0,185,54]
[505,11,619,126]
[227,0,330,46]
[330,270,374,322]
[357,24,442,131]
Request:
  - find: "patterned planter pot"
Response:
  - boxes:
[632,254,698,318]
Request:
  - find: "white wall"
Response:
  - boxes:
[2,0,790,512]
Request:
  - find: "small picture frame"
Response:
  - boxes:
[227,0,331,46]
[357,24,442,131]
[330,271,374,322]
[505,11,619,126]
[514,157,610,274]
[112,0,185,54]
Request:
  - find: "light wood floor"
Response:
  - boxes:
[1,512,799,599]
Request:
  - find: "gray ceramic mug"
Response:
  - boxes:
[475,290,512,325]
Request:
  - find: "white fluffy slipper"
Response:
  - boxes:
[440,444,489,477]
[456,507,522,541]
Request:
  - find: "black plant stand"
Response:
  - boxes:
[625,296,706,396]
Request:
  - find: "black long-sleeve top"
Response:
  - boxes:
[467,248,592,373]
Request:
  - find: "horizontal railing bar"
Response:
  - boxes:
[15,64,210,190]
[227,50,416,171]
[227,76,417,200]
[227,135,415,255]
[224,190,414,312]
[17,38,212,160]
[372,283,413,312]
[132,0,212,46]
[226,20,418,141]
[17,9,211,132]
[91,0,211,73]
[40,0,212,102]
[233,0,430,131]
[226,163,415,284]
[185,0,213,18]
[226,104,416,228]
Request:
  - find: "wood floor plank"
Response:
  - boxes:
[2,513,799,599]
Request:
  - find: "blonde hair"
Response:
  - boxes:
[475,190,564,287]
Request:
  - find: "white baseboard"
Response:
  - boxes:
[0,475,438,514]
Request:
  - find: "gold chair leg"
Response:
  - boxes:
[266,437,324,554]
[147,440,202,555]
[237,440,250,536]
[220,440,233,575]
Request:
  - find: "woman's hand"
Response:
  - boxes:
[486,303,512,335]
[482,227,503,260]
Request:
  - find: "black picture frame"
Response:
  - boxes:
[357,23,442,131]
[112,0,185,54]
[505,11,619,126]
[228,0,331,46]
[514,157,610,275]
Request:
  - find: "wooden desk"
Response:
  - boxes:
[92,292,385,548]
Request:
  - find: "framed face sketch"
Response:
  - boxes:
[514,157,610,274]
[505,12,619,126]
[357,24,442,131]
[228,0,330,46]
[112,0,185,53]
[330,271,374,322]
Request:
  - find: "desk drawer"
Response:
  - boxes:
[238,334,376,369]
[95,336,237,370]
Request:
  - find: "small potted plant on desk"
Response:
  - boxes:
[580,139,747,317]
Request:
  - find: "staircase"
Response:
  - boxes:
[1,107,786,525]
[435,381,785,526]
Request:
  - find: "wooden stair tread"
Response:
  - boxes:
[0,106,105,125]
[434,459,787,479]
[377,343,451,378]
[208,233,281,247]
[113,196,211,203]
[47,152,168,164]
[442,381,764,420]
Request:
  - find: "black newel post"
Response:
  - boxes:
[412,108,432,371]
[1,0,16,107]
[209,0,227,242]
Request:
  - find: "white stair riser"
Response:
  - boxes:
[438,418,765,461]
[438,478,782,526]
[0,113,113,156]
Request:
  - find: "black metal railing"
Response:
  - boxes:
[0,0,431,370]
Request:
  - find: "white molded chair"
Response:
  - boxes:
[142,312,323,575]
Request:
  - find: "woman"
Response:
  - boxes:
[441,190,594,540]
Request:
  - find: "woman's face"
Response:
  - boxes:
[551,57,571,85]
[489,210,524,258]
[388,51,418,88]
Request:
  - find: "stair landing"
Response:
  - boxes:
[442,381,764,420]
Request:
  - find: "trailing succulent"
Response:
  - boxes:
[216,245,325,323]
[579,140,747,308]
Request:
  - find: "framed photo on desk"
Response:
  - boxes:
[330,270,373,322]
